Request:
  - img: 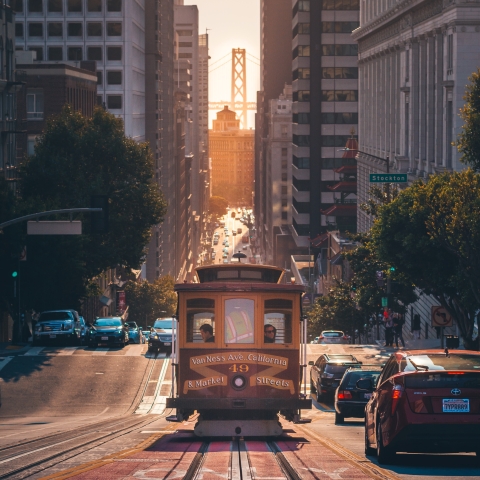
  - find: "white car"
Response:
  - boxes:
[317,330,350,344]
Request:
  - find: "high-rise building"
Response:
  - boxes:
[290,0,359,254]
[264,85,292,265]
[209,106,254,207]
[353,0,480,233]
[15,0,146,142]
[256,0,292,263]
[145,0,177,282]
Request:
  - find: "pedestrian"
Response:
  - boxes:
[264,324,276,343]
[412,313,421,340]
[393,313,405,348]
[384,310,394,347]
[200,323,215,343]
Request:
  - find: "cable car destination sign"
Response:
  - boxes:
[369,173,407,183]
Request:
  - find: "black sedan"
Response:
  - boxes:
[334,366,382,424]
[148,318,175,353]
[88,317,129,348]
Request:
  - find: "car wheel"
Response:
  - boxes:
[364,423,376,456]
[335,412,344,425]
[376,421,395,464]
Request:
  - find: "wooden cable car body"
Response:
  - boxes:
[166,263,312,437]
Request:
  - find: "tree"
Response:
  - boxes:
[371,171,480,348]
[208,196,229,219]
[18,106,167,310]
[306,280,363,340]
[457,68,480,172]
[124,276,177,329]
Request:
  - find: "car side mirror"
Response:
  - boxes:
[356,378,374,391]
[308,361,314,365]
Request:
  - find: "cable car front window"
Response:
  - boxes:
[224,298,255,344]
[264,299,293,344]
[186,298,215,343]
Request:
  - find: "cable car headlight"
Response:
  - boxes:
[231,375,247,390]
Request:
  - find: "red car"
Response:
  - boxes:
[363,349,480,464]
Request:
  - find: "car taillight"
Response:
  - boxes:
[319,336,324,339]
[342,336,348,340]
[391,384,404,414]
[338,390,352,400]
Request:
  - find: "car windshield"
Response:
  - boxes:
[94,318,122,327]
[154,319,174,329]
[323,332,343,337]
[345,371,381,388]
[39,311,73,321]
[401,354,480,372]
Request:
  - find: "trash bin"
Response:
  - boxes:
[445,335,459,349]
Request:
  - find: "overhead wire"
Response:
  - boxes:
[208,52,231,67]
[208,59,231,74]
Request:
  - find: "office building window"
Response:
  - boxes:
[321,21,359,33]
[29,23,43,37]
[293,199,309,214]
[48,46,63,60]
[107,22,122,36]
[68,46,82,60]
[179,41,192,47]
[447,34,453,74]
[321,67,358,79]
[107,95,122,109]
[68,23,83,37]
[321,112,358,124]
[281,148,288,157]
[322,44,358,56]
[107,46,122,61]
[293,0,310,14]
[87,46,102,60]
[14,0,23,13]
[47,0,61,12]
[322,0,359,9]
[293,90,310,102]
[281,173,288,182]
[179,52,192,58]
[27,89,44,119]
[28,0,42,13]
[29,46,43,60]
[15,23,24,38]
[293,23,310,37]
[88,0,102,11]
[87,22,102,36]
[176,29,192,36]
[292,177,310,191]
[321,90,358,101]
[48,23,63,37]
[293,135,310,147]
[293,68,310,80]
[96,71,102,85]
[321,135,351,147]
[67,0,82,12]
[107,0,122,12]
[293,45,310,58]
[107,71,122,85]
[281,186,288,195]
[293,113,310,124]
[293,156,310,169]
[321,158,355,169]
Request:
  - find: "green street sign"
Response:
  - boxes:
[370,173,407,183]
[381,297,388,307]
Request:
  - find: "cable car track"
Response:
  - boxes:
[183,438,302,480]
[0,352,169,479]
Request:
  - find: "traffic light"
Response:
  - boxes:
[390,266,396,272]
[12,270,18,278]
[91,195,109,234]
[351,281,357,291]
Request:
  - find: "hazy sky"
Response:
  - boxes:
[184,0,260,127]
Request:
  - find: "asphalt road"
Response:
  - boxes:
[1,342,479,479]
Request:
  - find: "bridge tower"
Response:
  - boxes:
[231,48,248,129]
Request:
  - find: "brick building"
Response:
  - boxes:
[16,54,97,159]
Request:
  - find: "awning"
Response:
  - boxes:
[321,204,357,216]
[310,233,328,248]
[329,252,343,266]
[326,181,357,192]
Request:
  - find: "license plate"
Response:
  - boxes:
[164,342,171,346]
[101,336,109,341]
[443,398,469,413]
[49,334,56,338]
[364,393,372,399]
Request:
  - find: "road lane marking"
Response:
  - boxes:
[0,356,13,372]
[135,357,170,415]
[91,348,109,355]
[57,347,79,355]
[24,347,44,356]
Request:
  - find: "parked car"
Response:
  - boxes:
[311,336,320,344]
[334,366,382,424]
[78,316,88,345]
[149,318,175,353]
[309,354,362,401]
[125,321,143,344]
[142,330,150,342]
[317,330,350,344]
[33,309,82,346]
[88,317,129,348]
[364,350,480,464]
